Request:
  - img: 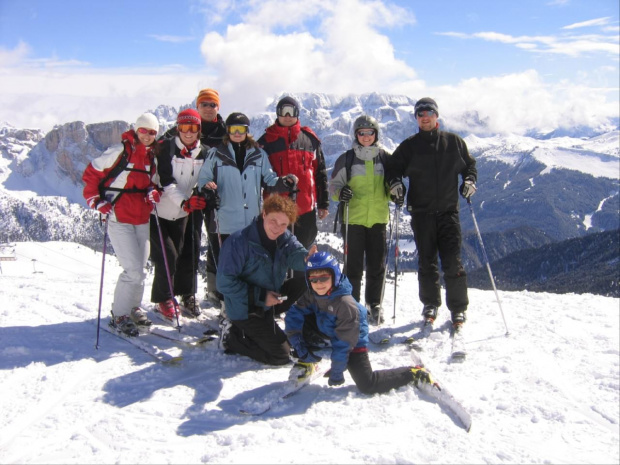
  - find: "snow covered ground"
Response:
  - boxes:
[0,241,618,464]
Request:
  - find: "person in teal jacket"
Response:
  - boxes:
[216,195,317,365]
[330,115,404,324]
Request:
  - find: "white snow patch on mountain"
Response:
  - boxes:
[466,131,620,179]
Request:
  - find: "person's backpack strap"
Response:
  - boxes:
[97,139,149,204]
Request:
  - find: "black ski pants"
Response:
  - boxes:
[204,209,223,294]
[340,223,387,306]
[207,230,229,301]
[291,209,318,249]
[149,213,199,303]
[273,209,319,314]
[410,211,469,313]
[226,309,291,366]
[347,349,414,394]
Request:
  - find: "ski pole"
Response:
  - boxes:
[392,206,400,322]
[288,184,299,280]
[214,209,222,247]
[467,199,510,336]
[152,204,182,330]
[377,208,395,326]
[332,202,341,234]
[190,207,201,300]
[343,201,350,274]
[95,215,109,349]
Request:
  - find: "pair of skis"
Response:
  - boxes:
[102,309,220,363]
[370,319,467,361]
[101,322,184,364]
[408,322,467,361]
[238,356,472,432]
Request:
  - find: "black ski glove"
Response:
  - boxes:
[389,180,405,206]
[201,188,221,210]
[339,185,353,202]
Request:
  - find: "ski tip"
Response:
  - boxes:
[162,356,184,364]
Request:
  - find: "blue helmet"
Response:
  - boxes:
[306,251,342,287]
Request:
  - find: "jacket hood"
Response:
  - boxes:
[352,141,382,161]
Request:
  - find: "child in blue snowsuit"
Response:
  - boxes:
[285,252,431,394]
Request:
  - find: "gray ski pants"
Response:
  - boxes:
[108,219,150,317]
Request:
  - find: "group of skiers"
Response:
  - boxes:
[82,91,477,394]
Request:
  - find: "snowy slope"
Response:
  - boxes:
[0,241,618,464]
[466,131,620,179]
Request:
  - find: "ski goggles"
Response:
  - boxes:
[228,125,248,135]
[137,127,158,136]
[277,105,299,118]
[178,123,200,133]
[308,275,331,284]
[199,102,218,108]
[416,109,437,118]
[356,129,376,137]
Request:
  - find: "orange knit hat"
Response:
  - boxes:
[196,88,220,107]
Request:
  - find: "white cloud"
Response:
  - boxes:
[199,0,420,114]
[438,30,619,58]
[601,25,620,33]
[148,35,195,43]
[563,17,611,29]
[0,0,617,137]
[0,63,212,131]
[433,70,619,135]
[0,41,31,67]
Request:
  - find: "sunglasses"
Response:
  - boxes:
[199,102,218,108]
[416,110,437,118]
[228,125,248,135]
[178,123,200,133]
[308,275,331,284]
[356,129,376,137]
[277,105,299,118]
[137,127,157,136]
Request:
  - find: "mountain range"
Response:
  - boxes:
[1,92,618,296]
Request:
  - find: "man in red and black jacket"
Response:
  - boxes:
[258,96,329,320]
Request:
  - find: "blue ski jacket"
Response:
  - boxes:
[197,142,280,234]
[217,217,309,321]
[285,276,369,371]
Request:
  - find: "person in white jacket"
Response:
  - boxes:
[150,109,211,320]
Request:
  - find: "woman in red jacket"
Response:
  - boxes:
[82,113,161,337]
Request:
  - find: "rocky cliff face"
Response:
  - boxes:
[21,120,130,185]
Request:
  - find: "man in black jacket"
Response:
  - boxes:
[386,97,477,330]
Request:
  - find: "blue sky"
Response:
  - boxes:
[0,0,618,134]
